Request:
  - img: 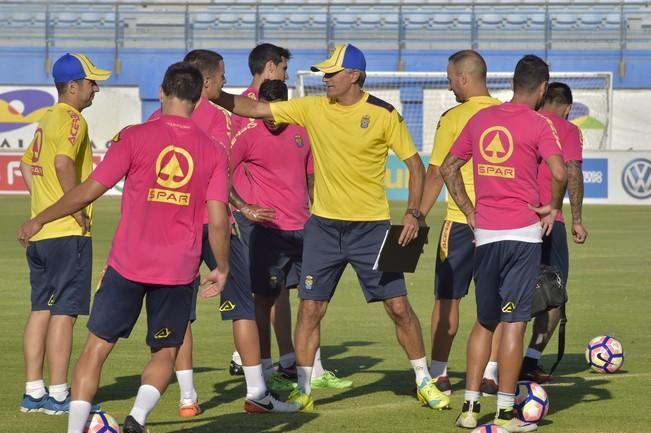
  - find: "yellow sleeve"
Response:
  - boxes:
[22,140,34,164]
[55,113,85,160]
[387,109,417,160]
[269,97,311,127]
[429,110,456,167]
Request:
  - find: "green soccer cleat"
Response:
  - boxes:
[287,389,315,411]
[494,408,538,432]
[455,400,480,429]
[267,372,297,392]
[416,378,450,410]
[311,371,353,389]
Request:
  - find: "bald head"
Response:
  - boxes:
[446,50,489,102]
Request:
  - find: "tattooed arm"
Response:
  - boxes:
[567,160,588,243]
[440,153,475,229]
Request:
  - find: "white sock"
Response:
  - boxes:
[232,351,242,364]
[175,369,196,402]
[279,352,295,369]
[261,358,274,380]
[497,392,515,411]
[483,361,499,383]
[410,357,431,386]
[129,384,160,426]
[67,400,91,433]
[464,390,481,402]
[297,366,313,394]
[242,364,267,400]
[311,348,325,378]
[429,360,448,379]
[525,348,542,360]
[25,379,46,399]
[49,383,69,402]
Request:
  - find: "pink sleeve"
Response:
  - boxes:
[538,118,563,160]
[91,130,132,188]
[206,147,229,204]
[449,122,473,161]
[563,125,583,163]
[230,132,248,173]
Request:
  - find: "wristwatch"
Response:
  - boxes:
[405,208,422,219]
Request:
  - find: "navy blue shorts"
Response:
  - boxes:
[233,211,254,249]
[435,221,475,300]
[541,221,569,288]
[26,236,92,315]
[250,225,303,297]
[87,267,193,348]
[474,241,541,326]
[299,216,407,303]
[198,224,255,321]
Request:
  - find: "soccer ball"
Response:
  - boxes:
[85,411,121,433]
[471,425,508,433]
[514,380,549,423]
[585,335,624,373]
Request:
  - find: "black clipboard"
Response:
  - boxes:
[373,225,430,273]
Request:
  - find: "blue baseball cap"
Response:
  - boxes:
[311,44,366,73]
[52,53,112,84]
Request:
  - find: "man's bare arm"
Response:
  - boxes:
[419,164,444,218]
[567,160,588,243]
[20,161,32,192]
[212,91,273,119]
[440,153,474,223]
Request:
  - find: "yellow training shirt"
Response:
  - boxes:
[22,102,93,241]
[270,93,417,221]
[430,95,501,223]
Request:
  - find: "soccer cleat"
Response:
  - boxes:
[123,415,148,433]
[276,363,298,379]
[311,371,353,389]
[434,375,452,396]
[494,408,538,432]
[267,372,297,392]
[287,389,315,411]
[229,359,244,376]
[480,378,498,396]
[178,398,202,417]
[244,391,301,413]
[20,393,48,413]
[416,377,450,410]
[519,364,551,384]
[455,400,481,429]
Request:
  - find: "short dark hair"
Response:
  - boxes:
[544,82,573,106]
[161,62,203,103]
[183,49,223,77]
[448,49,487,81]
[513,55,549,94]
[248,43,291,75]
[259,79,288,102]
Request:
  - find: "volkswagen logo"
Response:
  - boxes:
[621,158,651,199]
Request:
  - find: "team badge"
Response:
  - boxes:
[304,275,314,291]
[154,328,172,340]
[501,301,516,313]
[294,135,304,148]
[269,275,279,289]
[220,300,236,312]
[360,115,370,129]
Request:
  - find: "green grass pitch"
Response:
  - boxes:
[1,195,649,432]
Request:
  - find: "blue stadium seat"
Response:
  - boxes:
[479,14,503,28]
[505,14,528,27]
[288,14,311,25]
[10,12,35,26]
[605,13,623,28]
[359,14,382,27]
[553,14,578,29]
[263,15,287,25]
[405,14,431,28]
[580,14,604,28]
[432,14,455,27]
[54,12,81,26]
[333,14,358,27]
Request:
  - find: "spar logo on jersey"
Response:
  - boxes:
[621,158,651,199]
[148,145,194,206]
[0,90,54,133]
[478,126,515,179]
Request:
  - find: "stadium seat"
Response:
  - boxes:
[289,14,311,25]
[605,13,623,28]
[10,12,34,26]
[432,14,455,27]
[553,14,577,29]
[479,14,503,28]
[218,14,240,25]
[54,12,81,26]
[405,14,431,28]
[192,13,216,28]
[333,14,358,27]
[80,12,103,27]
[360,14,382,27]
[580,14,604,28]
[263,15,287,25]
[505,14,528,27]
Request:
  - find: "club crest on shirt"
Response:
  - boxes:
[360,115,370,129]
[477,126,515,179]
[294,134,304,148]
[148,145,194,206]
[304,275,314,291]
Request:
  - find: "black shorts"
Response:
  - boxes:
[26,236,92,315]
[435,221,474,300]
[299,215,407,303]
[541,221,569,288]
[250,225,303,297]
[474,240,541,326]
[88,267,193,348]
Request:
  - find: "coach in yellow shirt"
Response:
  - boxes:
[213,44,449,412]
[19,53,110,414]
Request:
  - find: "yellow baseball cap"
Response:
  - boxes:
[310,44,366,74]
[52,53,112,83]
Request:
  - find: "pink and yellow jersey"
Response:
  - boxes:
[231,121,313,230]
[22,102,93,241]
[538,111,583,222]
[450,102,562,230]
[91,115,229,285]
[230,86,259,203]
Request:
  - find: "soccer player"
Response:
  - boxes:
[228,43,295,378]
[418,50,501,396]
[148,49,230,417]
[441,54,567,431]
[18,53,110,415]
[212,44,450,411]
[520,82,588,383]
[230,79,352,391]
[18,62,231,433]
